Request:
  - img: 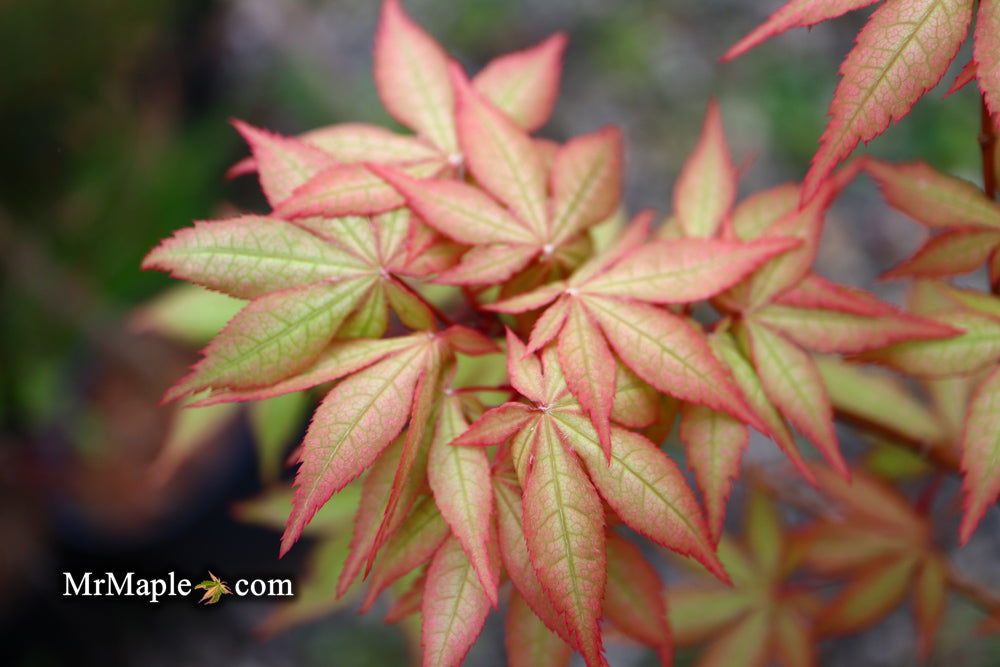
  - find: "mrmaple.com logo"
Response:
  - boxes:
[63,571,293,604]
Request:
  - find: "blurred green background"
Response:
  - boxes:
[0,1,989,665]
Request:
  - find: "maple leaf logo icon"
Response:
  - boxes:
[194,571,232,605]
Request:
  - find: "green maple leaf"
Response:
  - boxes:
[195,572,232,605]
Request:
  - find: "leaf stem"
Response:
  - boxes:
[452,385,514,394]
[978,95,1000,293]
[914,471,944,516]
[389,276,455,328]
[981,94,997,201]
[948,564,1000,613]
[831,410,960,471]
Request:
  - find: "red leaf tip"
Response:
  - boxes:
[959,511,980,546]
[448,60,473,97]
[540,30,569,53]
[229,117,269,143]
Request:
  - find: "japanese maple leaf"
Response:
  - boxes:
[662,108,836,488]
[336,434,431,602]
[856,280,1000,380]
[866,158,1000,287]
[500,525,673,666]
[307,392,501,667]
[795,467,950,658]
[486,209,793,458]
[340,394,503,667]
[977,0,1000,125]
[424,394,498,604]
[856,280,1000,543]
[227,114,445,218]
[671,99,738,240]
[144,212,456,403]
[504,589,573,667]
[369,66,623,289]
[350,391,501,615]
[951,57,980,93]
[654,144,958,482]
[233,485,365,636]
[195,572,232,605]
[602,531,674,662]
[723,0,978,201]
[721,270,955,475]
[278,325,497,556]
[451,332,727,666]
[813,354,954,466]
[960,362,1000,545]
[420,534,499,667]
[237,0,568,220]
[667,486,821,667]
[679,402,750,546]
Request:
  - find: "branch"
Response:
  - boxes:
[981,94,997,201]
[948,564,1000,614]
[978,94,999,293]
[832,409,960,472]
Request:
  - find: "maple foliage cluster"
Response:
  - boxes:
[143,0,1000,665]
